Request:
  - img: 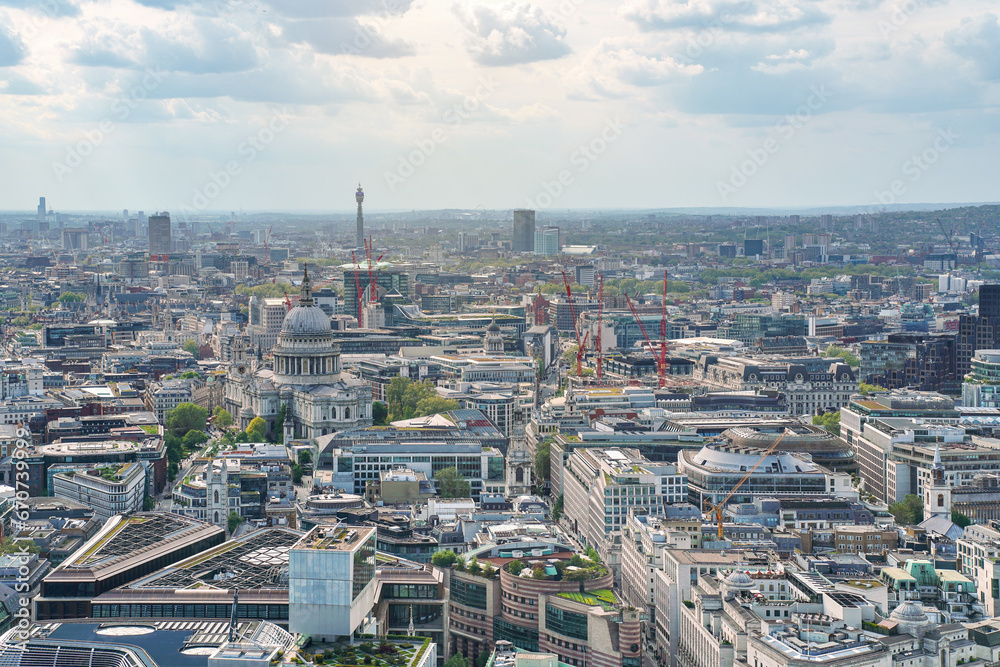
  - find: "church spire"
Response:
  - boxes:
[932,442,945,485]
[299,265,313,306]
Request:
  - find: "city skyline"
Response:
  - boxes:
[0,0,996,211]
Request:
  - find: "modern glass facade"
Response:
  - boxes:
[494,617,539,651]
[544,605,588,641]
[452,578,487,610]
[352,535,376,600]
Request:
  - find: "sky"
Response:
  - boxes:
[0,0,998,213]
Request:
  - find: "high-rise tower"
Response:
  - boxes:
[356,184,364,249]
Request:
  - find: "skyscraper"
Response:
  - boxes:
[148,212,172,257]
[980,284,1000,319]
[37,197,46,221]
[356,184,364,249]
[512,209,535,252]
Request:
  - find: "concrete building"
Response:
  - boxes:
[962,349,1000,408]
[562,448,687,551]
[60,227,88,251]
[148,212,171,256]
[534,226,560,256]
[512,209,536,253]
[52,462,146,522]
[288,525,377,641]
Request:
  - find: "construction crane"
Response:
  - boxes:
[283,289,292,313]
[561,271,587,376]
[936,218,957,255]
[624,292,662,384]
[351,251,364,327]
[705,429,789,541]
[596,274,604,382]
[658,270,668,389]
[263,227,272,266]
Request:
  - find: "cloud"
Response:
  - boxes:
[260,0,414,19]
[571,38,703,99]
[0,21,24,66]
[621,0,830,33]
[453,1,571,66]
[280,17,414,58]
[945,13,1000,81]
[0,0,79,17]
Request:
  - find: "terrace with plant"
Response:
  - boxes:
[296,637,431,667]
[503,550,610,582]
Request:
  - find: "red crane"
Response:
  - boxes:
[625,292,663,386]
[351,251,364,327]
[364,237,378,304]
[283,289,292,313]
[658,270,668,389]
[561,271,587,376]
[596,274,604,381]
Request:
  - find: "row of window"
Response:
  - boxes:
[93,603,288,619]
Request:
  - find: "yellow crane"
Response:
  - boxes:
[704,429,790,541]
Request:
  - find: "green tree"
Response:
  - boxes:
[385,378,440,421]
[182,339,199,356]
[298,450,312,466]
[182,429,209,449]
[291,463,304,485]
[444,655,470,667]
[179,370,201,379]
[825,345,860,368]
[246,416,267,442]
[859,382,888,395]
[562,344,579,365]
[166,403,208,437]
[952,510,972,528]
[0,537,40,555]
[552,494,564,521]
[213,407,233,430]
[143,496,155,511]
[228,511,244,533]
[476,650,490,667]
[533,439,552,483]
[435,466,471,498]
[431,550,459,567]
[372,402,388,425]
[508,559,525,575]
[168,461,179,479]
[888,494,925,526]
[812,411,841,436]
[414,396,460,417]
[57,291,85,303]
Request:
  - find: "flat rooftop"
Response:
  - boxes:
[296,526,376,551]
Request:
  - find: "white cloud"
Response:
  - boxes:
[621,0,830,32]
[453,1,571,66]
[0,19,25,65]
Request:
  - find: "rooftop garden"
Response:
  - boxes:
[504,550,609,582]
[557,589,617,610]
[139,425,159,435]
[297,637,431,667]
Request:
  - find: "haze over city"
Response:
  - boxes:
[0,0,998,210]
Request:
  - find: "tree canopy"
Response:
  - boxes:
[812,411,841,436]
[859,381,888,395]
[182,340,199,356]
[386,377,455,421]
[435,466,471,498]
[57,291,85,303]
[246,416,267,441]
[227,511,244,534]
[166,403,208,437]
[888,494,924,526]
[213,407,233,429]
[431,550,459,567]
[372,402,388,425]
[534,439,551,483]
[825,345,860,368]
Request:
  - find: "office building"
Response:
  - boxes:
[744,239,764,257]
[534,226,559,256]
[562,448,687,550]
[575,265,596,288]
[512,209,536,252]
[147,212,171,256]
[677,443,852,506]
[52,462,146,522]
[459,231,479,253]
[35,512,225,620]
[288,525,377,641]
[37,196,46,220]
[962,349,1000,407]
[60,227,88,251]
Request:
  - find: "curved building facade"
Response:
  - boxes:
[721,424,857,473]
[678,443,851,505]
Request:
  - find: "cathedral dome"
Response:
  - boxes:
[281,304,331,335]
